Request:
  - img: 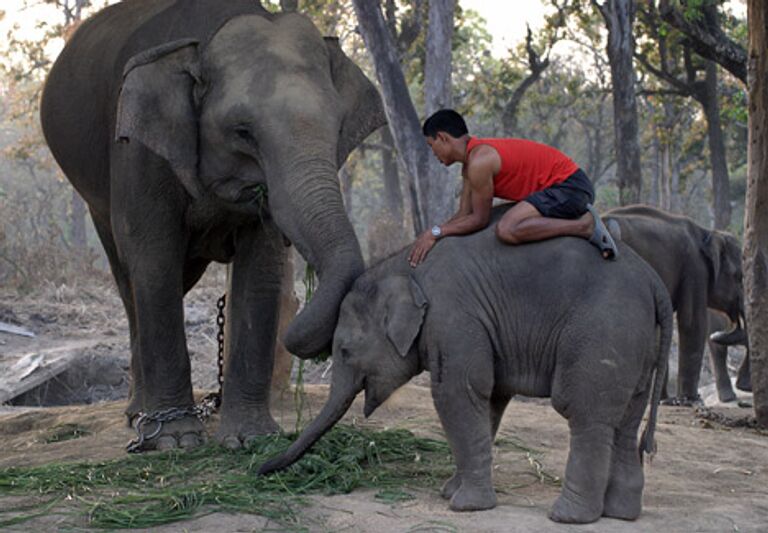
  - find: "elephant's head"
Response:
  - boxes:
[114,13,386,358]
[258,271,427,475]
[703,230,746,343]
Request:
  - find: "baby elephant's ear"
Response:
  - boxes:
[385,277,428,357]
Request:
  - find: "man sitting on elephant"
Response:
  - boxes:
[408,109,618,266]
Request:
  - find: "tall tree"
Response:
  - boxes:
[744,0,768,427]
[353,0,428,233]
[636,6,732,227]
[423,0,457,224]
[594,0,643,204]
[353,0,457,234]
[659,0,747,84]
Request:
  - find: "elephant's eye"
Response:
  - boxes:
[234,126,253,141]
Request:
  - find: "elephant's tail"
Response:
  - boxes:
[640,276,672,462]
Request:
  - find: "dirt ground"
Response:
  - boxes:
[1,269,767,532]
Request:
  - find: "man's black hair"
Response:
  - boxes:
[422,109,469,138]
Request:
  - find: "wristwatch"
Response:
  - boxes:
[431,225,442,238]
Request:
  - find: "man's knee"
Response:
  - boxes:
[495,222,523,244]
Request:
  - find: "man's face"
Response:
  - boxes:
[426,132,452,166]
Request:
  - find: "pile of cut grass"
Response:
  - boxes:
[0,425,453,529]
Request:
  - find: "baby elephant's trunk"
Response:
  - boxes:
[258,364,363,475]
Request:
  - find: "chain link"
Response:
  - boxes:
[126,293,227,453]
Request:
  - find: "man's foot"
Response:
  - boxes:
[586,204,618,260]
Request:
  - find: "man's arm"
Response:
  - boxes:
[408,147,495,267]
[444,177,473,223]
[436,162,493,237]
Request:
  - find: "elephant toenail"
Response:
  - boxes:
[155,435,178,451]
[179,433,202,449]
[222,436,242,450]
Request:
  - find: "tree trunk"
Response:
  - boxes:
[423,0,457,224]
[271,251,298,398]
[597,0,643,205]
[744,0,768,428]
[702,60,732,230]
[380,127,404,224]
[353,0,429,234]
[650,127,660,207]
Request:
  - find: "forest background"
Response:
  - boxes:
[0,0,750,288]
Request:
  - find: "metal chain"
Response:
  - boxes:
[126,406,201,453]
[126,293,227,453]
[200,293,226,411]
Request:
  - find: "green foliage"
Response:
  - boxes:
[0,425,454,529]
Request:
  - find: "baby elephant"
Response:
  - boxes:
[260,206,671,524]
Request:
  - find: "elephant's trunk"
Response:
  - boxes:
[268,158,365,359]
[710,313,748,347]
[258,362,362,475]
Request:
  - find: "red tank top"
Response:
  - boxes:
[466,137,579,201]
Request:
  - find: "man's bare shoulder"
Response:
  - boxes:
[466,144,500,177]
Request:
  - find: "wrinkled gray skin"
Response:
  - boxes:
[604,205,746,406]
[708,310,751,400]
[260,206,672,524]
[39,0,385,450]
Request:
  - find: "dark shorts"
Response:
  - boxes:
[525,168,595,219]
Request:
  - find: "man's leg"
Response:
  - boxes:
[495,201,593,245]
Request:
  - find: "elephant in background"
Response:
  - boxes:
[604,205,746,405]
[260,206,672,525]
[40,0,385,450]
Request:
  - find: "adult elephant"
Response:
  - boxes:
[604,205,745,405]
[40,0,385,450]
[260,205,671,524]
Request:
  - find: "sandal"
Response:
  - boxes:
[586,204,618,260]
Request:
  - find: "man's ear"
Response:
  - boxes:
[384,277,428,357]
[324,37,387,167]
[115,39,203,199]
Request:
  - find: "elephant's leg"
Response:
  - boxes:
[432,330,496,511]
[441,390,511,501]
[603,390,650,520]
[709,340,736,402]
[549,420,613,523]
[215,221,284,448]
[111,185,202,450]
[674,302,708,404]
[736,352,752,392]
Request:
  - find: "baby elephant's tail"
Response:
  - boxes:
[640,276,673,461]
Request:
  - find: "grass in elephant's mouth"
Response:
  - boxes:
[0,425,454,530]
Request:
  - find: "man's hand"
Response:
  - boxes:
[408,230,437,267]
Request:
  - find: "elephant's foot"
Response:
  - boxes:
[717,387,737,403]
[736,376,752,392]
[129,414,207,452]
[440,472,462,500]
[548,491,602,524]
[660,394,702,407]
[448,482,496,512]
[602,464,643,521]
[215,407,280,449]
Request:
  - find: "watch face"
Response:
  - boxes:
[431,225,441,237]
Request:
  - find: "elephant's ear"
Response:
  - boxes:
[384,277,428,357]
[701,230,725,284]
[115,39,203,199]
[324,37,387,168]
